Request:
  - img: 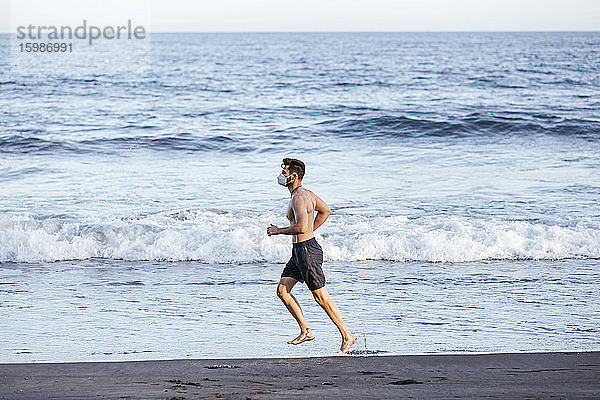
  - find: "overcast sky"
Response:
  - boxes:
[1,0,599,33]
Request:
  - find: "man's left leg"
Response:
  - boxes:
[312,287,356,353]
[277,277,315,345]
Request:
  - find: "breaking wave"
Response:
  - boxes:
[1,210,598,264]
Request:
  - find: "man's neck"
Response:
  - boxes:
[288,182,302,196]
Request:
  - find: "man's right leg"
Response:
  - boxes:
[311,286,356,353]
[277,277,315,344]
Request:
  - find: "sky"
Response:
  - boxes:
[1,0,599,33]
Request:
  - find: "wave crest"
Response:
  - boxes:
[1,210,598,264]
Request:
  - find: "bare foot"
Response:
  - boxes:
[340,335,357,353]
[287,329,315,345]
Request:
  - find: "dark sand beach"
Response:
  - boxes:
[1,351,599,399]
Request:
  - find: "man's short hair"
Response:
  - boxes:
[282,158,305,180]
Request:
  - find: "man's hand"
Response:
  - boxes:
[267,224,280,236]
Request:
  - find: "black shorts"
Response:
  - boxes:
[281,237,326,291]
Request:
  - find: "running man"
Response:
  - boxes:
[267,158,356,354]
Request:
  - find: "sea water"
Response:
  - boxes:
[1,32,599,362]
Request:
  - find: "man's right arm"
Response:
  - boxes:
[313,194,331,231]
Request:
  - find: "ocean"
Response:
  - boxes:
[1,32,599,362]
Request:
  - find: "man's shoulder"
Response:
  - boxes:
[299,187,318,200]
[292,188,317,204]
[301,188,319,209]
[305,188,321,201]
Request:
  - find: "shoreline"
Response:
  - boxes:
[1,351,598,399]
[3,348,600,364]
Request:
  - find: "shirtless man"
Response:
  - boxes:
[267,158,356,354]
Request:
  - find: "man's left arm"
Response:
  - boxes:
[267,196,309,236]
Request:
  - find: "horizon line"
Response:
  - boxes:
[0,29,598,34]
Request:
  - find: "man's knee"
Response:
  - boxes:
[312,288,327,305]
[277,284,288,299]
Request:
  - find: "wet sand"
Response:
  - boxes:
[1,351,599,399]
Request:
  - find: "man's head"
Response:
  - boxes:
[281,158,305,185]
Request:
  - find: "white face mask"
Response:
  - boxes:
[277,173,290,186]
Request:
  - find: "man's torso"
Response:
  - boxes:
[287,187,317,243]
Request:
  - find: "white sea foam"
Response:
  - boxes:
[0,210,598,263]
